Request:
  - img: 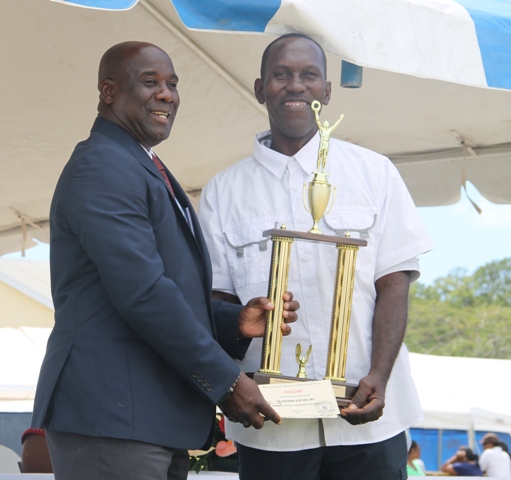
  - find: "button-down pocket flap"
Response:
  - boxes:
[223,220,279,288]
[324,209,377,239]
[223,232,269,257]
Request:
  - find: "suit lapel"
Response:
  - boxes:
[163,166,213,293]
[90,118,213,296]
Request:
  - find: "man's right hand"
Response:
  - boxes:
[219,373,281,429]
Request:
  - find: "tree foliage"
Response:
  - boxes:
[405,258,511,359]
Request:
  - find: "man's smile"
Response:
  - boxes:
[282,100,309,108]
[152,110,171,120]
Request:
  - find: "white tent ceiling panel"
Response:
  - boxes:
[1,0,510,254]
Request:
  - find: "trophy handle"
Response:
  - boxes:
[325,186,337,215]
[302,182,311,213]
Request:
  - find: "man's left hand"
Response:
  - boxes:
[339,372,386,425]
[238,291,299,338]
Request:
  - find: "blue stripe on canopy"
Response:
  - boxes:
[172,0,281,32]
[455,0,511,89]
[58,0,137,9]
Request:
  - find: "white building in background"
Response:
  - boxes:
[0,257,53,414]
[0,258,53,329]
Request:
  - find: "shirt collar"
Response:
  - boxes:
[141,144,154,158]
[253,130,320,178]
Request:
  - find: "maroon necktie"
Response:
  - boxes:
[151,152,175,196]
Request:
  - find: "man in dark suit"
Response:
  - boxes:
[32,41,298,480]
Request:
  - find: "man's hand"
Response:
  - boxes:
[339,372,386,425]
[238,291,299,339]
[219,373,281,429]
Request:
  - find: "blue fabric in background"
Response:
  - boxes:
[60,0,137,9]
[172,0,281,32]
[410,428,441,471]
[411,428,511,472]
[454,0,511,89]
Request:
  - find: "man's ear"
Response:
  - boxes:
[322,80,332,106]
[99,79,115,105]
[254,78,265,105]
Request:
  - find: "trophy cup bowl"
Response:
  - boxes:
[304,172,335,235]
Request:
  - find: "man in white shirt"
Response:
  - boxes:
[198,33,433,480]
[479,433,511,478]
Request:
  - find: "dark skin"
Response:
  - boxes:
[254,36,331,157]
[225,35,412,424]
[21,434,53,473]
[97,42,180,150]
[96,41,300,429]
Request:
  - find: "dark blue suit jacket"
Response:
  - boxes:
[32,117,247,450]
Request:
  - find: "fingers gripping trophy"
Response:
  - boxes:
[253,102,367,406]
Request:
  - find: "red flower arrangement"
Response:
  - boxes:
[189,414,237,473]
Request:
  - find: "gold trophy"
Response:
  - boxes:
[252,101,366,407]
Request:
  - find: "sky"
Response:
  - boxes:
[416,182,511,284]
[3,181,510,285]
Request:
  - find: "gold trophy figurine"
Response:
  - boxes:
[313,101,344,173]
[303,101,344,234]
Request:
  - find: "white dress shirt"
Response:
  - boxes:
[199,131,434,450]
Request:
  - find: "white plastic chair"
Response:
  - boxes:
[0,444,21,473]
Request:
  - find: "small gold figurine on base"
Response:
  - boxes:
[295,343,312,378]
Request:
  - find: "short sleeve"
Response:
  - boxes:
[375,161,434,277]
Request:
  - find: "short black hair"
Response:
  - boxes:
[461,447,478,462]
[260,33,327,80]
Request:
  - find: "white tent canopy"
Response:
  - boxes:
[409,352,511,435]
[0,327,51,404]
[1,0,511,254]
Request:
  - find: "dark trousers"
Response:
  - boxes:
[46,430,189,480]
[237,431,408,480]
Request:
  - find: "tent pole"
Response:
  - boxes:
[437,429,443,471]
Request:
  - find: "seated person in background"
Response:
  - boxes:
[479,433,511,478]
[407,440,426,476]
[441,446,483,476]
[21,428,53,473]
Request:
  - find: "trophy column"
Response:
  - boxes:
[324,244,359,405]
[259,229,294,375]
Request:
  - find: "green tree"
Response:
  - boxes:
[405,258,511,359]
[472,258,511,307]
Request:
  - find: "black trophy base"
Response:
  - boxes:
[248,372,358,408]
[330,380,359,408]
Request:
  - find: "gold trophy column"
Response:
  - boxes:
[259,230,294,375]
[324,244,359,382]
